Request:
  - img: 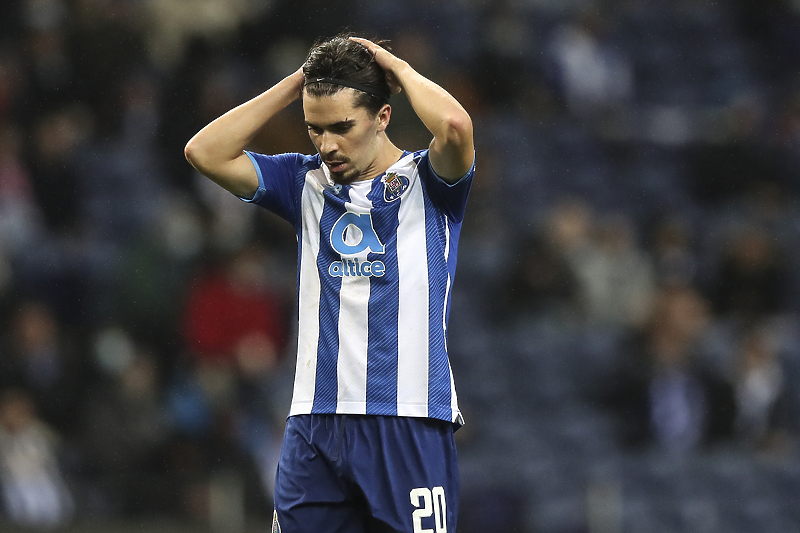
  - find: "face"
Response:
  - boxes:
[303,89,388,185]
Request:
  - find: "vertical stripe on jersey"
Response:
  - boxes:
[448,357,460,424]
[396,164,430,418]
[365,180,400,415]
[335,188,373,414]
[290,178,324,414]
[442,221,451,352]
[422,180,452,421]
[444,222,462,326]
[442,225,458,423]
[312,189,346,413]
[445,220,463,424]
[336,270,370,413]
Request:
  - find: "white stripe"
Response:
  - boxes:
[336,272,369,413]
[443,213,460,424]
[335,188,373,414]
[449,358,460,424]
[442,218,451,350]
[289,174,325,415]
[444,225,461,422]
[396,164,430,417]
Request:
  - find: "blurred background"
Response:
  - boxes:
[1,0,800,531]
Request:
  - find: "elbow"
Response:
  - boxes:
[443,112,473,147]
[184,136,217,176]
[184,137,202,169]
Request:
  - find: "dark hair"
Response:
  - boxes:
[303,33,391,116]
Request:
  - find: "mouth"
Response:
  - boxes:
[325,160,348,173]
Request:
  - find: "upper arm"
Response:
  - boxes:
[428,113,474,184]
[184,144,259,199]
[241,151,308,225]
[418,151,474,224]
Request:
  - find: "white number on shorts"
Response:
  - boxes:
[410,486,447,533]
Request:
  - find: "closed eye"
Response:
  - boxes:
[330,123,353,134]
[306,120,355,135]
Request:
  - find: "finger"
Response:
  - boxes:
[349,36,373,47]
[349,36,382,55]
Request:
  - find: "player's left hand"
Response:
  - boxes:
[349,37,404,95]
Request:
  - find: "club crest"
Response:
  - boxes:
[272,510,281,533]
[382,171,409,202]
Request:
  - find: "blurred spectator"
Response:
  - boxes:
[171,243,288,515]
[0,388,73,528]
[732,324,792,448]
[69,0,149,136]
[647,214,699,288]
[544,197,595,264]
[570,212,656,328]
[77,72,167,244]
[548,8,633,115]
[112,196,206,357]
[0,122,41,251]
[182,244,287,368]
[78,327,173,516]
[496,229,580,321]
[607,285,735,453]
[0,122,41,297]
[21,0,69,32]
[163,355,278,522]
[25,107,89,234]
[23,27,74,108]
[0,301,87,436]
[0,50,26,121]
[144,0,255,70]
[709,223,790,322]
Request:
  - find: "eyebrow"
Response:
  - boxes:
[305,119,356,130]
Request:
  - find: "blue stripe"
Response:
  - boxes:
[365,178,400,415]
[420,176,452,421]
[312,187,349,413]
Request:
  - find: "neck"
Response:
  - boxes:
[358,134,404,182]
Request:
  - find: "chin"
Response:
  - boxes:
[330,170,362,186]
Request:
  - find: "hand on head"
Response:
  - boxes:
[348,37,403,95]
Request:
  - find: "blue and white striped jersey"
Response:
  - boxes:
[243,149,473,426]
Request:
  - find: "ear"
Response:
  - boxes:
[376,104,391,132]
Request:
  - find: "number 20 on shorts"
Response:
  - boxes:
[410,486,447,533]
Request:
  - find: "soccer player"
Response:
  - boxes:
[184,33,474,533]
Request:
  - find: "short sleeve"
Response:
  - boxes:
[242,151,310,226]
[416,151,475,223]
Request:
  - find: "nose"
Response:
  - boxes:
[318,132,338,155]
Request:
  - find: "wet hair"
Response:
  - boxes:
[302,33,391,116]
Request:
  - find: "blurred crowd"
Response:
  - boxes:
[2,0,800,530]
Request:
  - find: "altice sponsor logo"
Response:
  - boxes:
[329,212,386,278]
[328,258,385,277]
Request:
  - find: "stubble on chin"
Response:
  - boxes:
[329,169,362,186]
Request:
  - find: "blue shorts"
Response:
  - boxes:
[273,414,459,533]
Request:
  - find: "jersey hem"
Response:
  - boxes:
[288,402,463,427]
[240,151,265,203]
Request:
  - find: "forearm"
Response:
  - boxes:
[185,70,303,176]
[393,62,472,150]
[385,59,473,181]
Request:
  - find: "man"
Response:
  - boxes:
[185,33,474,533]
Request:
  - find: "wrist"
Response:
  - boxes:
[389,59,411,79]
[280,70,305,102]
